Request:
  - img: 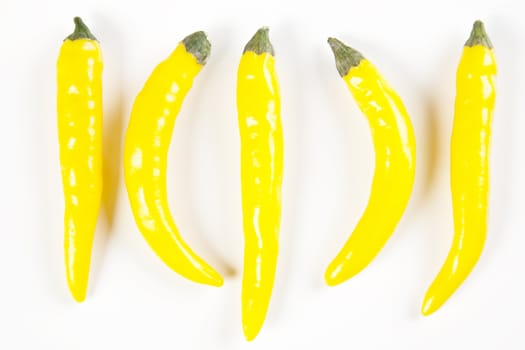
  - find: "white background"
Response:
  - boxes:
[2,0,524,348]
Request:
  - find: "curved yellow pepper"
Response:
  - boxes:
[124,32,223,287]
[237,28,283,341]
[325,38,416,286]
[422,21,496,316]
[56,17,103,302]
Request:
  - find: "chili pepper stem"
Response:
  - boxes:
[65,16,97,41]
[243,27,274,55]
[182,31,211,65]
[465,20,493,48]
[327,37,364,77]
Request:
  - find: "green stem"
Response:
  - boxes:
[65,17,97,41]
[182,31,211,65]
[243,27,275,56]
[327,37,364,77]
[465,20,493,48]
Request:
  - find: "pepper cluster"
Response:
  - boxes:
[56,18,496,340]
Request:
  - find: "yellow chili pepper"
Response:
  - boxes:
[57,17,103,302]
[325,38,416,286]
[421,21,496,316]
[124,31,223,287]
[237,27,283,341]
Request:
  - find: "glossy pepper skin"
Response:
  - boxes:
[325,38,416,286]
[237,28,283,341]
[421,21,496,316]
[56,17,103,302]
[124,32,223,287]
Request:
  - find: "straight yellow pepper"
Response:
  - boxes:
[422,20,497,316]
[237,28,283,341]
[56,17,103,302]
[124,32,223,287]
[325,38,416,286]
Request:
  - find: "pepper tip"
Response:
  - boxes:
[324,268,341,286]
[324,273,348,287]
[69,285,87,303]
[210,275,224,287]
[197,264,224,287]
[421,296,438,316]
[243,320,262,341]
